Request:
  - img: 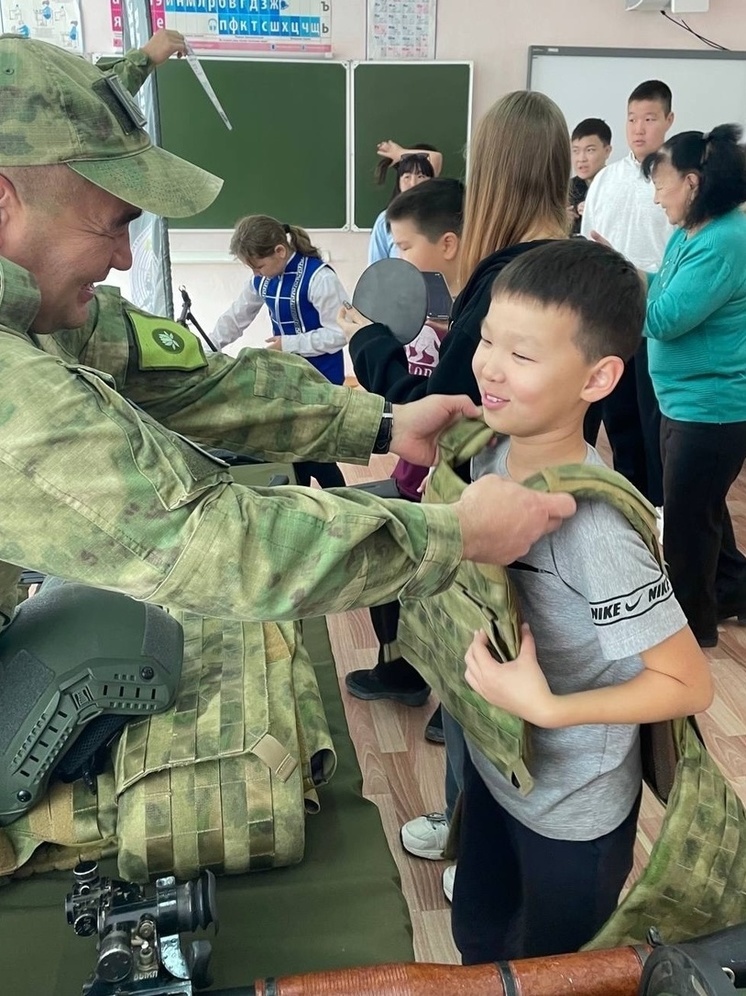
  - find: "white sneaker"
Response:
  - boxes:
[400,812,449,859]
[442,863,456,902]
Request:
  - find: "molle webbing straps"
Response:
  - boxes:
[0,614,336,885]
[399,421,531,791]
[114,612,336,883]
[0,772,117,881]
[585,715,746,947]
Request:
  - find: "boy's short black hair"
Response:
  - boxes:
[386,177,465,242]
[571,118,612,146]
[491,240,645,363]
[628,80,672,116]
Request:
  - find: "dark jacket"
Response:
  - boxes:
[349,241,554,405]
[569,175,589,236]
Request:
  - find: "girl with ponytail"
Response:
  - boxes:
[213,214,349,487]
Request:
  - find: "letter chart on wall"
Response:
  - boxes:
[110,0,332,55]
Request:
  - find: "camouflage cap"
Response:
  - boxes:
[0,35,222,218]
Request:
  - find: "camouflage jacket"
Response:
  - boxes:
[96,47,155,94]
[0,269,461,628]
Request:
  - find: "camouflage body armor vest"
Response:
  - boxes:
[0,613,334,884]
[399,420,746,946]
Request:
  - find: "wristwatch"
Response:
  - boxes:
[372,402,394,454]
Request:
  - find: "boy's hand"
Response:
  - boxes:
[142,28,187,65]
[465,624,557,726]
[265,336,282,351]
[338,304,373,341]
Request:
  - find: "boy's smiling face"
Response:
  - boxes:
[472,295,607,440]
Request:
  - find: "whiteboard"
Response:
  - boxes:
[528,47,746,164]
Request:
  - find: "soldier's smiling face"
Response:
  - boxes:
[0,170,141,333]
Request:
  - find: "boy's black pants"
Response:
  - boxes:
[584,343,663,507]
[661,416,746,641]
[451,752,640,963]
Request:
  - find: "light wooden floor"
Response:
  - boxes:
[326,435,746,964]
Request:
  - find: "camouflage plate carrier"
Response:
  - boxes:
[398,420,746,946]
[0,614,335,884]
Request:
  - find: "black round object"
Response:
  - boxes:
[640,945,736,996]
[352,257,427,345]
[97,930,134,983]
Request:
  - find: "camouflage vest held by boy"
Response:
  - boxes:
[398,419,746,947]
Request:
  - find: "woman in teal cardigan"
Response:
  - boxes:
[641,125,746,647]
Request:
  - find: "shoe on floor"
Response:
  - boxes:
[345,667,430,707]
[442,863,456,903]
[425,704,445,744]
[400,812,449,859]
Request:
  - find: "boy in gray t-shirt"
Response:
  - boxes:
[450,240,712,964]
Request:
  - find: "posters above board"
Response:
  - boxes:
[110,0,332,55]
[0,0,83,51]
[366,0,436,60]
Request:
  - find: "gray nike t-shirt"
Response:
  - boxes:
[469,440,687,840]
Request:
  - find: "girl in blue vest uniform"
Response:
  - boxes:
[214,214,348,488]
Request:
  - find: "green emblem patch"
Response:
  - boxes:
[126,311,207,372]
[152,327,185,353]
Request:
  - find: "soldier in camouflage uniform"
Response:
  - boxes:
[0,32,576,629]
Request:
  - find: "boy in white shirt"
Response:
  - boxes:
[582,81,675,508]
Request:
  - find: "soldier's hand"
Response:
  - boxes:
[142,29,187,65]
[454,475,576,565]
[389,395,481,466]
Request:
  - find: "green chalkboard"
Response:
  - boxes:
[352,62,472,230]
[156,59,347,230]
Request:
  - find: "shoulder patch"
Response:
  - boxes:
[126,312,208,372]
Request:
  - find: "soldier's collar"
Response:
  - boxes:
[0,258,41,334]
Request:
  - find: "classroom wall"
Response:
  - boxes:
[81,0,746,355]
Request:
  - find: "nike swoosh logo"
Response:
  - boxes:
[625,595,643,612]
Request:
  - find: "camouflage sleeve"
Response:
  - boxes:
[0,336,462,621]
[128,349,387,465]
[79,288,387,466]
[95,49,153,97]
